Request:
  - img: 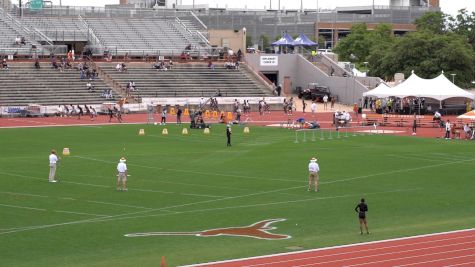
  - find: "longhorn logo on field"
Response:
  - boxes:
[124,219,291,240]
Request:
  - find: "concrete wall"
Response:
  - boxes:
[245,53,370,105]
[208,29,245,53]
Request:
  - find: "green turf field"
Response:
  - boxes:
[0,124,474,266]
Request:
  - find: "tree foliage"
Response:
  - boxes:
[335,10,475,87]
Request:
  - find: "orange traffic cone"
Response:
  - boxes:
[161,256,166,267]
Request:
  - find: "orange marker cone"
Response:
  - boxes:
[161,256,166,267]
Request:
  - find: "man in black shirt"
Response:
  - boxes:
[226,125,232,147]
[355,198,369,235]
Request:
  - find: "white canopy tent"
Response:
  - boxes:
[362,83,391,98]
[362,72,475,101]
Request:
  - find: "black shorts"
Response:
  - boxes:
[359,212,366,219]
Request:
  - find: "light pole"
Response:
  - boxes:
[451,73,456,84]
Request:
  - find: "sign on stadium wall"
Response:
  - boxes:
[260,56,279,66]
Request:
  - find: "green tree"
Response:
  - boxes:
[259,34,270,51]
[246,35,253,48]
[447,9,475,48]
[334,23,393,65]
[368,31,475,87]
[415,11,447,34]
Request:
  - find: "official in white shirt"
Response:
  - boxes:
[117,157,128,191]
[308,157,320,192]
[49,149,59,183]
[311,102,317,117]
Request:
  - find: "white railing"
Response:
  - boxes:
[190,10,207,30]
[32,28,53,45]
[78,14,102,46]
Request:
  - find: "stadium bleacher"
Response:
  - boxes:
[97,62,273,99]
[0,62,117,106]
[85,17,206,55]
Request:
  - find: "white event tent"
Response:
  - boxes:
[363,71,475,101]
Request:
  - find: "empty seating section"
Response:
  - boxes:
[0,63,116,106]
[85,18,197,55]
[98,63,272,98]
[18,16,87,41]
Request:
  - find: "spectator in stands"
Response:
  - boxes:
[67,50,73,61]
[91,69,97,79]
[101,89,108,98]
[2,59,9,70]
[168,60,173,70]
[116,63,122,72]
[237,49,242,62]
[69,105,76,116]
[331,95,337,109]
[15,36,21,46]
[185,44,192,51]
[20,37,26,45]
[86,80,95,92]
[121,63,127,72]
[207,59,215,70]
[107,89,113,99]
[51,58,59,70]
[130,81,136,91]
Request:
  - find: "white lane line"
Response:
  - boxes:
[0,191,49,198]
[0,189,154,210]
[6,119,58,125]
[181,228,475,267]
[321,158,475,185]
[53,210,108,217]
[338,247,475,267]
[232,234,475,267]
[0,171,224,198]
[238,240,475,267]
[0,188,420,236]
[71,155,301,184]
[85,200,153,210]
[387,154,449,163]
[397,255,475,267]
[448,261,475,267]
[0,203,46,211]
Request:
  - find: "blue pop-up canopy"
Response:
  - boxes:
[271,33,294,46]
[292,33,318,46]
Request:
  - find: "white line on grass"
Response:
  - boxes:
[71,155,302,184]
[0,203,46,211]
[321,158,475,185]
[0,188,420,235]
[387,154,449,163]
[53,210,108,217]
[0,191,49,198]
[0,171,224,199]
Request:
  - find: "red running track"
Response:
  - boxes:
[183,228,475,267]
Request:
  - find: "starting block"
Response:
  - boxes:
[169,107,176,115]
[62,147,70,156]
[182,128,188,135]
[184,108,190,116]
[138,129,145,136]
[243,127,250,134]
[162,128,168,135]
[227,112,233,120]
[212,111,218,118]
[204,128,210,134]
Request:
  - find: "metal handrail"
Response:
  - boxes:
[189,10,207,30]
[78,14,102,46]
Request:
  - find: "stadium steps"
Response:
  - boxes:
[96,63,273,99]
[0,63,118,106]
